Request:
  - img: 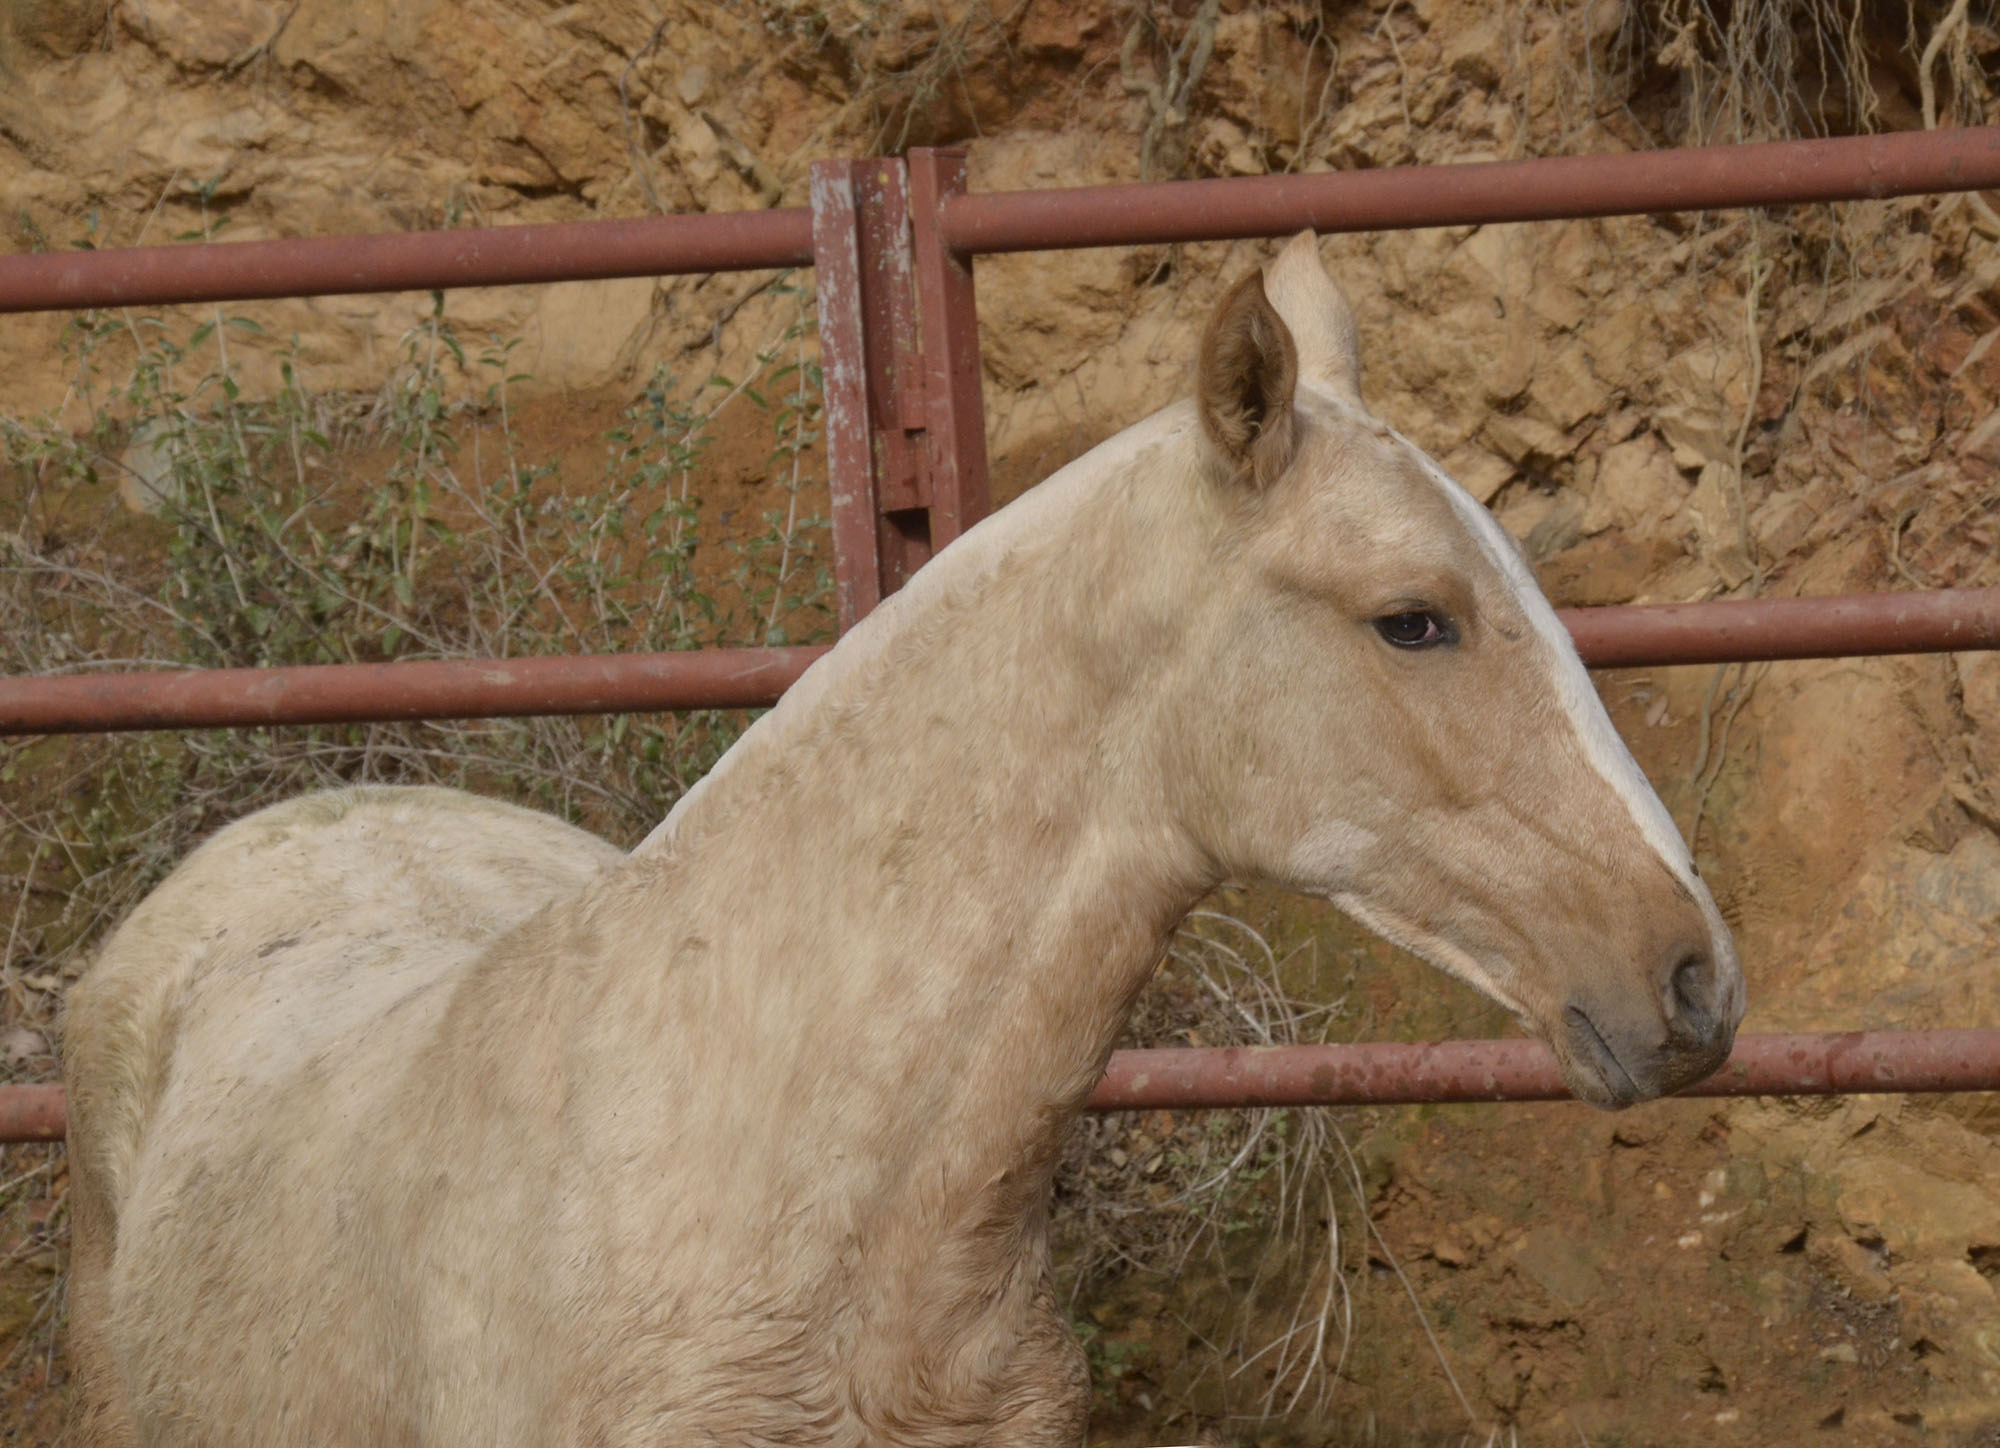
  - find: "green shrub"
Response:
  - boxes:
[0,282,833,1010]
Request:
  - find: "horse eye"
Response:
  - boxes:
[1373,610,1453,649]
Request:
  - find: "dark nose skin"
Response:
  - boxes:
[1563,937,1739,1107]
[1663,941,1726,1047]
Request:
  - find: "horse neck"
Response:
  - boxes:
[610,405,1217,1251]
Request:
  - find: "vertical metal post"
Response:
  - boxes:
[811,158,933,627]
[907,147,991,548]
[812,151,991,630]
[810,160,884,632]
[850,161,933,598]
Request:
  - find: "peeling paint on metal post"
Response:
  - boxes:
[851,161,934,596]
[908,147,992,549]
[810,161,883,632]
[810,158,950,626]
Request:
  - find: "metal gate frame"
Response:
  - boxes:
[4,126,2000,1139]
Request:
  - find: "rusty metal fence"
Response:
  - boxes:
[4,127,2000,1140]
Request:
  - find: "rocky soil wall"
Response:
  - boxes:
[6,0,2000,1441]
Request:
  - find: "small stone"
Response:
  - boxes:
[1806,1230,1897,1306]
[1439,443,1514,504]
[1687,461,1754,587]
[0,1028,48,1069]
[1439,17,1504,86]
[117,420,183,516]
[1527,349,1607,431]
[1582,435,1686,535]
[1483,411,1570,467]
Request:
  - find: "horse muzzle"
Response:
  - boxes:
[1554,935,1745,1109]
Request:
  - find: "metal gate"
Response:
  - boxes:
[3,126,2000,1139]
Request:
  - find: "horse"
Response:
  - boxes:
[61,233,1742,1447]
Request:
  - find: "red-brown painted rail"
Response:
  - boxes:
[1,1030,1993,1140]
[0,1087,66,1143]
[0,647,827,734]
[2,588,1995,734]
[1568,586,2000,667]
[1088,1029,2000,1110]
[5,130,1995,316]
[942,126,2000,254]
[0,208,815,314]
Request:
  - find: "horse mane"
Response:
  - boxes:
[633,400,1202,858]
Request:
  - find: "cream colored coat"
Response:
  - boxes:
[63,236,1740,1446]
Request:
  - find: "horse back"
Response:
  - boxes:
[62,784,622,1446]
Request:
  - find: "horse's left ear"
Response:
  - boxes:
[1197,270,1300,489]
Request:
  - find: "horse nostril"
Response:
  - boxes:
[1668,947,1715,1036]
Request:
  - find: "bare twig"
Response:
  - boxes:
[1889,506,1932,589]
[619,19,674,216]
[1120,0,1221,178]
[222,0,304,76]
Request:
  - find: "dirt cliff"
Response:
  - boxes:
[5,0,2000,1442]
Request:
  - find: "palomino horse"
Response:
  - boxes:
[63,234,1741,1446]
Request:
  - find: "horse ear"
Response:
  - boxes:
[1196,270,1300,489]
[1260,231,1363,407]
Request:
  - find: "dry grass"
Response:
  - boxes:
[1053,912,1483,1433]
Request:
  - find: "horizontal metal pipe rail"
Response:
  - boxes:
[1090,1029,2000,1109]
[3,588,1995,733]
[3,130,1994,316]
[0,1088,63,1143]
[1562,584,2000,667]
[0,208,815,314]
[941,126,2000,253]
[0,647,826,734]
[1,1029,1994,1141]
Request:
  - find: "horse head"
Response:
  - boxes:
[1174,233,1742,1107]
